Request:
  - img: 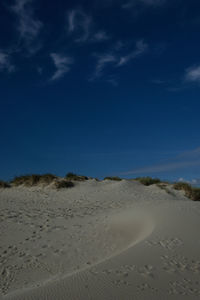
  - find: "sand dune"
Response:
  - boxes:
[1,180,200,299]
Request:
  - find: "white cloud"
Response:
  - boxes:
[117,39,148,66]
[178,177,200,186]
[91,39,148,80]
[50,53,74,81]
[12,0,42,49]
[120,160,200,176]
[93,54,117,78]
[0,52,15,73]
[122,0,165,8]
[67,10,109,44]
[185,65,200,83]
[92,31,110,42]
[120,146,200,176]
[67,9,92,42]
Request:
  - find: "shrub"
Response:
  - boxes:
[173,182,192,192]
[39,174,57,184]
[104,176,122,181]
[157,183,174,195]
[0,180,10,188]
[11,174,57,187]
[135,177,161,186]
[11,175,39,186]
[65,172,88,181]
[173,182,200,201]
[190,188,200,201]
[54,180,74,189]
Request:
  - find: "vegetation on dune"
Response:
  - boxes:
[0,180,10,188]
[104,176,122,181]
[3,173,200,201]
[157,182,174,195]
[11,174,57,187]
[65,172,88,181]
[190,188,200,201]
[173,182,192,192]
[135,177,161,186]
[173,182,200,201]
[54,180,74,189]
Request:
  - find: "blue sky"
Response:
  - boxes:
[1,0,200,182]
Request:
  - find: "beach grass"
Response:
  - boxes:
[104,176,122,181]
[0,180,10,188]
[173,182,200,201]
[135,176,161,186]
[65,172,88,181]
[54,179,74,189]
[11,174,57,187]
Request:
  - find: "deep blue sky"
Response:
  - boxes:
[1,0,200,182]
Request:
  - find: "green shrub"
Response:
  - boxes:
[173,182,192,192]
[11,174,57,187]
[190,188,200,201]
[173,182,200,201]
[135,177,161,186]
[0,180,10,188]
[104,176,122,181]
[39,174,57,184]
[54,180,74,189]
[65,172,88,181]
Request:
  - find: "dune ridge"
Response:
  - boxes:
[1,179,200,299]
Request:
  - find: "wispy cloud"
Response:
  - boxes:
[50,53,74,81]
[120,147,200,176]
[185,65,200,83]
[178,177,200,186]
[67,9,92,42]
[151,79,166,84]
[91,39,148,81]
[121,160,200,175]
[117,39,148,66]
[92,31,110,42]
[0,52,15,73]
[67,9,110,44]
[93,54,117,79]
[11,0,42,52]
[122,0,166,9]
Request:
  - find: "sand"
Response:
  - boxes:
[1,179,200,299]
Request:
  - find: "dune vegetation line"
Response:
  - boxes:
[0,174,200,201]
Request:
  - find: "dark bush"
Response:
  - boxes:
[11,174,57,187]
[173,182,192,192]
[135,177,161,186]
[39,174,57,184]
[65,172,88,181]
[173,182,200,201]
[54,180,74,189]
[190,188,200,201]
[104,176,122,181]
[0,180,10,188]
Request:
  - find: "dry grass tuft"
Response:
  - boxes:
[173,182,200,201]
[65,172,88,181]
[11,174,57,187]
[54,180,74,189]
[104,176,122,181]
[135,177,161,186]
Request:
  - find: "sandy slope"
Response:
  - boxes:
[1,180,200,299]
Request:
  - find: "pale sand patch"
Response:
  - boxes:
[1,180,200,299]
